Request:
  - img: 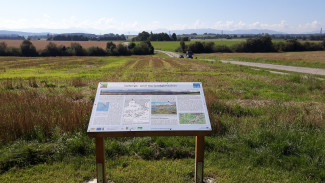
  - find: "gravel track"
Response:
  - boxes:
[220,60,325,76]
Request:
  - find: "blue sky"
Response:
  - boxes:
[0,0,324,34]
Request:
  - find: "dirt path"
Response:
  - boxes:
[220,60,325,76]
[155,50,179,57]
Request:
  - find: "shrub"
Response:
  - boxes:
[116,44,130,55]
[46,42,59,56]
[214,45,232,52]
[188,41,204,53]
[87,46,107,56]
[0,42,7,56]
[131,41,154,55]
[241,35,274,52]
[302,42,324,51]
[106,41,117,55]
[57,45,68,56]
[20,40,38,57]
[282,39,304,52]
[127,42,136,49]
[203,42,215,53]
[67,43,86,56]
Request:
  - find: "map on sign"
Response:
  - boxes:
[87,82,212,132]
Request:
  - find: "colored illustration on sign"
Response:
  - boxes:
[179,113,206,124]
[97,102,109,111]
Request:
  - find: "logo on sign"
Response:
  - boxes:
[193,83,200,88]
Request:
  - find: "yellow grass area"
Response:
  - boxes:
[198,51,325,63]
[0,40,121,50]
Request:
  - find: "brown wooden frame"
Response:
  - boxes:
[88,130,210,183]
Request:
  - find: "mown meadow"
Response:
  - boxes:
[0,53,324,182]
[151,39,245,52]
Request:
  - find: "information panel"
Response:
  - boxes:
[87,82,211,132]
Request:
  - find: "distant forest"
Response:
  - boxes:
[177,35,325,53]
[47,33,126,41]
[0,35,24,40]
[132,31,178,41]
[180,33,325,41]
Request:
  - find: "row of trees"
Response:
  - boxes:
[132,31,177,41]
[179,33,325,41]
[0,35,25,40]
[177,35,325,53]
[0,40,154,57]
[47,34,126,41]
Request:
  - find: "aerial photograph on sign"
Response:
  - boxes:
[151,101,177,115]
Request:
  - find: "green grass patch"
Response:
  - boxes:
[0,55,324,182]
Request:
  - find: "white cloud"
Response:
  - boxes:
[0,17,322,34]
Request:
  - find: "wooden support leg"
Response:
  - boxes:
[195,136,205,183]
[96,137,106,183]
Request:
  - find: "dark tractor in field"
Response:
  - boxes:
[186,51,193,59]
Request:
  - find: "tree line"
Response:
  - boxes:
[47,33,126,41]
[0,40,154,57]
[0,35,25,40]
[132,31,178,41]
[176,35,325,53]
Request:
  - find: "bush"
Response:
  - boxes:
[20,40,38,57]
[131,41,154,55]
[116,44,130,55]
[46,42,59,56]
[67,43,87,56]
[282,39,304,52]
[188,41,204,53]
[128,42,136,49]
[40,42,59,56]
[106,41,117,55]
[240,35,274,52]
[214,45,232,52]
[302,42,324,51]
[6,47,21,56]
[87,46,107,56]
[0,42,7,56]
[57,45,68,56]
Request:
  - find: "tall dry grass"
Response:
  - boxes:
[0,90,92,143]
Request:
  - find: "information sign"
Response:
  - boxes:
[88,82,212,133]
[88,82,211,183]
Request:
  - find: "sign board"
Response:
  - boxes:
[87,82,212,133]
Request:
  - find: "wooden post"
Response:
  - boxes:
[195,136,205,183]
[96,137,106,183]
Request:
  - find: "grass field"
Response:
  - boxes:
[0,40,122,50]
[151,39,245,52]
[197,51,325,69]
[0,54,325,182]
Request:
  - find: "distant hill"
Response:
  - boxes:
[0,30,49,36]
[0,28,321,37]
[166,28,286,35]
